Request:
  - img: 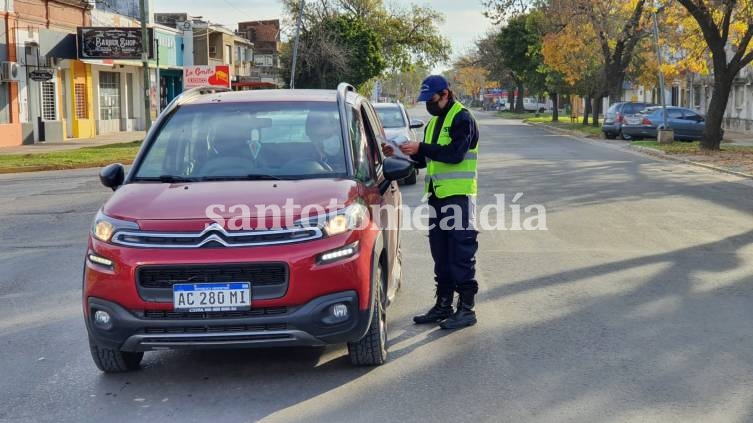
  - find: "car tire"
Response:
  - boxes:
[89,336,143,373]
[604,132,617,140]
[347,262,387,366]
[619,130,632,141]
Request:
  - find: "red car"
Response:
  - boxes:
[84,84,411,372]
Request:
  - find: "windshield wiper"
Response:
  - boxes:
[200,174,287,181]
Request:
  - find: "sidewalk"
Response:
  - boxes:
[0,131,145,155]
[723,129,753,146]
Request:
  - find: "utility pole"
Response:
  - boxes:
[289,0,305,89]
[140,0,152,130]
[651,7,673,143]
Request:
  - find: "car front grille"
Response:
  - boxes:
[136,263,289,302]
[138,307,288,320]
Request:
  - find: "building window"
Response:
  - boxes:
[693,85,702,107]
[0,83,8,124]
[735,84,744,109]
[99,72,121,120]
[225,45,232,65]
[41,81,57,121]
[75,83,88,119]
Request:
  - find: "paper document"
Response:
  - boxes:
[386,135,416,162]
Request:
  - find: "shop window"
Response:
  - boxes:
[75,83,88,119]
[0,83,8,124]
[41,81,57,121]
[99,72,121,120]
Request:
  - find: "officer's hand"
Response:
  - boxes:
[381,143,395,157]
[399,142,420,156]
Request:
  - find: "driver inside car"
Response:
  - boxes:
[305,110,346,173]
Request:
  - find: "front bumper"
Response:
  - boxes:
[87,291,371,352]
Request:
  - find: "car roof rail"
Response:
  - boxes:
[174,86,232,106]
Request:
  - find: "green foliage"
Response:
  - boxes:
[497,13,546,96]
[328,15,386,87]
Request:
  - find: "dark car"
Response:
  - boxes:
[84,83,411,372]
[373,102,424,185]
[621,106,720,141]
[602,101,655,140]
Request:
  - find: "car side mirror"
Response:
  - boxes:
[380,157,413,194]
[100,163,125,191]
[409,119,425,129]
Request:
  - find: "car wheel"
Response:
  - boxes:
[604,132,617,140]
[619,130,632,141]
[89,336,143,373]
[347,262,387,366]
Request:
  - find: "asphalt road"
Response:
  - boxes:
[3,108,753,422]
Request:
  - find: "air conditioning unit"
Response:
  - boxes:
[0,62,22,82]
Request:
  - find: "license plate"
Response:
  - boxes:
[173,282,251,312]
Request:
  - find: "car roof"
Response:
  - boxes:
[373,102,403,108]
[182,89,360,106]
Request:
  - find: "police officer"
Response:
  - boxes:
[383,75,480,329]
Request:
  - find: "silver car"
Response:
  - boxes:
[373,102,425,185]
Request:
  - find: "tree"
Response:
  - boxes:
[283,15,384,88]
[670,0,753,150]
[486,0,652,126]
[282,0,450,72]
[497,14,546,112]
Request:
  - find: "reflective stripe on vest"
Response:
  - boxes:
[424,101,478,198]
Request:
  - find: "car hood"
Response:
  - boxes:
[103,179,361,225]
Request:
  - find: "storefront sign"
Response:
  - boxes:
[29,69,55,82]
[183,65,231,89]
[77,27,154,60]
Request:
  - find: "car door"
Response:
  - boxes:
[681,110,705,140]
[665,108,685,134]
[360,101,401,300]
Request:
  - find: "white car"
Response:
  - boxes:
[373,102,425,185]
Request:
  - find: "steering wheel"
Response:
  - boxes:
[284,157,333,172]
[198,157,257,177]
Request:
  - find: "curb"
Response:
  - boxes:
[529,122,753,180]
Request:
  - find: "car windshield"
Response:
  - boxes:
[374,105,407,129]
[133,101,348,181]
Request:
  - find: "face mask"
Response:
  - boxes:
[426,100,443,116]
[323,136,341,156]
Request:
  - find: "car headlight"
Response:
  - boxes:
[91,211,140,243]
[296,204,368,237]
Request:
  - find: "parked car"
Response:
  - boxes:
[523,97,549,113]
[621,106,720,141]
[373,102,424,185]
[602,101,655,140]
[84,84,411,372]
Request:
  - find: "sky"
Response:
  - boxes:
[152,0,494,72]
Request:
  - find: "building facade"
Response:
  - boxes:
[238,20,283,88]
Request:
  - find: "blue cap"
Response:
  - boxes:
[417,75,449,102]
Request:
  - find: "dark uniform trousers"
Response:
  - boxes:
[427,194,479,296]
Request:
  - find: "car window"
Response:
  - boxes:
[667,109,684,119]
[133,101,348,180]
[361,104,384,167]
[374,105,407,128]
[626,103,645,114]
[683,111,701,121]
[607,103,622,114]
[348,107,373,183]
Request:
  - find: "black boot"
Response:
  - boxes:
[439,292,476,330]
[413,290,454,324]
